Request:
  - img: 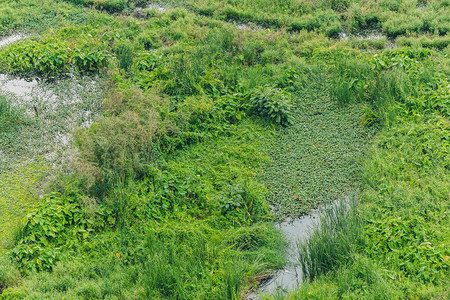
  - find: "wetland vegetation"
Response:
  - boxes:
[0,0,449,299]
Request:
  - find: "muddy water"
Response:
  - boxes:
[247,211,320,299]
[147,3,167,12]
[233,21,267,32]
[249,199,351,298]
[0,35,104,172]
[0,75,37,100]
[0,74,103,168]
[0,34,29,48]
[339,29,386,41]
[133,2,167,18]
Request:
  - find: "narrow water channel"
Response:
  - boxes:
[247,210,321,299]
[253,67,373,296]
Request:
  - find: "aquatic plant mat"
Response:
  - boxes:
[262,79,374,219]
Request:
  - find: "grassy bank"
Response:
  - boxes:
[276,45,450,299]
[0,0,449,299]
[1,1,300,298]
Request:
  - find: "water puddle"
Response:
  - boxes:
[339,30,386,41]
[0,27,104,173]
[147,3,167,12]
[0,75,37,99]
[233,21,267,32]
[0,73,104,171]
[248,198,350,299]
[0,34,29,48]
[338,30,397,48]
[133,3,168,18]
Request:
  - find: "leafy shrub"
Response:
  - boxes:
[11,192,115,273]
[250,85,293,126]
[133,51,161,73]
[217,182,269,225]
[214,89,252,124]
[12,193,88,272]
[138,172,209,221]
[72,46,109,72]
[406,76,450,117]
[0,39,108,76]
[0,41,72,76]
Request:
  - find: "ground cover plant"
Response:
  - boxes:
[0,0,449,299]
[276,41,450,300]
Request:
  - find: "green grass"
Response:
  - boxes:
[0,97,43,250]
[297,198,364,281]
[277,47,450,299]
[1,120,287,299]
[0,96,23,132]
[0,0,450,298]
[0,163,49,251]
[149,0,450,39]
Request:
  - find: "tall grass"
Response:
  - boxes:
[328,55,372,106]
[0,256,20,294]
[115,42,134,72]
[368,67,412,127]
[297,198,363,280]
[0,96,24,133]
[328,53,414,127]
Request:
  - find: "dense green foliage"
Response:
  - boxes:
[282,43,450,300]
[0,0,449,299]
[251,86,293,126]
[0,39,108,76]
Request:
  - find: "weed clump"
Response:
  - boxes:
[251,85,293,126]
[75,107,159,192]
[2,0,450,298]
[298,199,363,280]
